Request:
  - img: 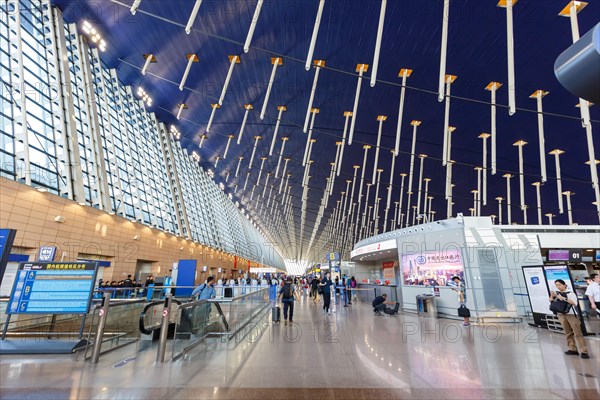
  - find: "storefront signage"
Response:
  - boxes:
[7,261,99,314]
[350,239,397,258]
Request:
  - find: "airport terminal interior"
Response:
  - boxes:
[1,0,600,399]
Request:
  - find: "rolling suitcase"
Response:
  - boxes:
[272,306,281,323]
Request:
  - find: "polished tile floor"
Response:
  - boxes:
[1,296,599,399]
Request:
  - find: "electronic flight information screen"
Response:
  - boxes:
[7,261,98,314]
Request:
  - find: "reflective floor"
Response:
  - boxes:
[1,296,599,399]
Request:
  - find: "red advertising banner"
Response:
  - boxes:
[382,261,395,269]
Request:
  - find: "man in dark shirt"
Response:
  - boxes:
[310,277,320,301]
[319,272,334,314]
[372,294,397,315]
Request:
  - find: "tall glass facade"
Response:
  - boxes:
[0,0,283,269]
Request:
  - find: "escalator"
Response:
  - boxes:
[139,298,229,339]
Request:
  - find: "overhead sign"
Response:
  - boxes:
[7,261,99,314]
[325,252,340,261]
[350,239,397,259]
[250,267,276,273]
[37,246,57,262]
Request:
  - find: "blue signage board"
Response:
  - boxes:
[0,229,17,287]
[325,252,340,261]
[7,261,99,314]
[37,246,57,262]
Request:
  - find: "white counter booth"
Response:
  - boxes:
[351,216,600,323]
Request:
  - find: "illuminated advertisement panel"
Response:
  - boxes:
[401,249,464,286]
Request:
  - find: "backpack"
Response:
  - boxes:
[549,291,573,314]
[282,283,293,300]
[350,280,357,288]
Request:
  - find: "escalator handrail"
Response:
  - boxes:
[138,299,182,335]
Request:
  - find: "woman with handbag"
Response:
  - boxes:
[549,279,590,359]
[451,276,471,326]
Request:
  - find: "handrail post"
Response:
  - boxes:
[91,291,111,363]
[156,294,172,363]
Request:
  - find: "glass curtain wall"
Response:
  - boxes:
[0,0,284,269]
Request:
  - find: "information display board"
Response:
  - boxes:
[522,266,550,315]
[7,261,98,314]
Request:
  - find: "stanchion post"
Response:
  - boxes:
[156,294,173,363]
[91,291,111,363]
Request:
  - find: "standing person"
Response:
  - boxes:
[550,279,590,359]
[189,276,217,331]
[319,272,334,314]
[191,276,216,300]
[451,276,470,326]
[350,276,357,302]
[278,278,297,325]
[311,276,320,302]
[585,273,600,317]
[345,275,353,305]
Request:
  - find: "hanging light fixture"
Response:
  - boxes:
[218,55,241,105]
[337,111,353,176]
[529,90,549,182]
[485,82,503,175]
[495,197,504,225]
[398,173,407,227]
[248,136,262,169]
[223,134,235,160]
[235,156,244,178]
[548,149,565,214]
[513,140,528,215]
[274,137,289,178]
[370,0,387,87]
[141,53,156,75]
[185,0,204,34]
[243,0,264,52]
[179,54,199,91]
[497,0,518,115]
[503,173,513,224]
[441,75,457,166]
[386,150,396,214]
[416,154,427,219]
[303,60,325,132]
[372,115,387,184]
[478,133,491,206]
[348,64,369,145]
[260,57,283,120]
[407,120,421,219]
[206,103,220,132]
[395,68,413,155]
[437,0,451,102]
[532,182,543,224]
[199,133,207,149]
[305,0,326,70]
[237,104,254,145]
[562,191,575,225]
[257,157,267,184]
[176,103,187,120]
[130,0,143,15]
[303,108,319,166]
[269,106,286,156]
[279,159,291,194]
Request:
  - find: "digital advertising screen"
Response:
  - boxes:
[543,265,575,293]
[547,249,570,261]
[401,249,464,286]
[7,261,98,314]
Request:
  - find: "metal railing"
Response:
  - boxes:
[152,287,270,362]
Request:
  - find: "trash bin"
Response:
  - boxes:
[416,294,437,318]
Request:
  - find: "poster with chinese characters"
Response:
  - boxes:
[401,249,464,286]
